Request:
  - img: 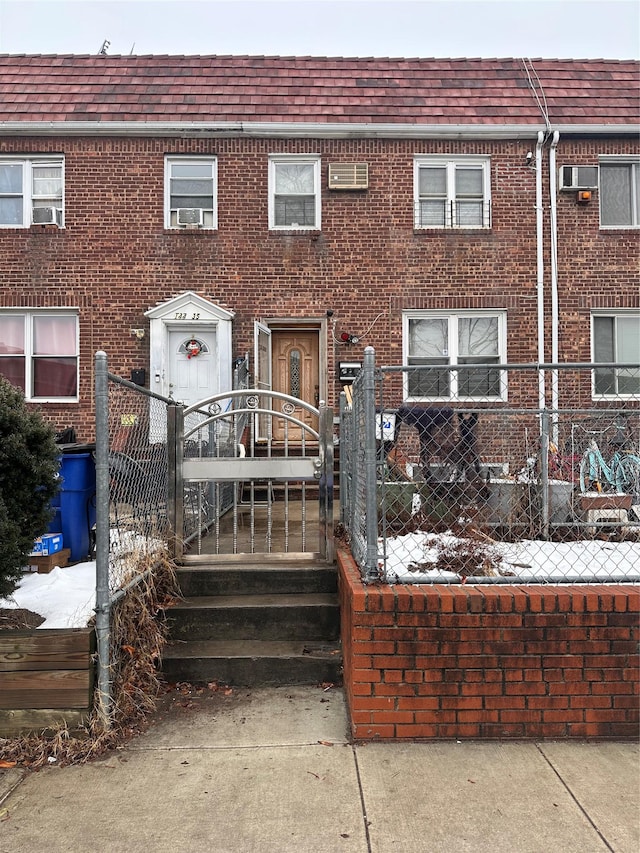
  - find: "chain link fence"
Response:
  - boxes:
[100,354,250,588]
[104,374,174,591]
[93,353,179,724]
[340,349,640,584]
[93,353,251,724]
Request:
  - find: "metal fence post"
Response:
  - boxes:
[319,403,335,563]
[167,403,183,562]
[349,387,358,540]
[362,347,380,581]
[339,392,347,526]
[540,408,550,540]
[94,351,112,728]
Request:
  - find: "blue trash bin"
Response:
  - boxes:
[48,447,96,562]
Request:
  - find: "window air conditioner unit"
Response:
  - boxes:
[32,206,61,226]
[559,166,599,191]
[328,163,369,190]
[176,208,203,226]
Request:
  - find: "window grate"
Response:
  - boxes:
[415,200,492,229]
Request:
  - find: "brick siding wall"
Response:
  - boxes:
[338,549,640,739]
[0,135,638,438]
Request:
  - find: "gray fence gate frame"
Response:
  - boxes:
[168,389,334,564]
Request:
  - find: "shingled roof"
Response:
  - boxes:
[0,54,638,129]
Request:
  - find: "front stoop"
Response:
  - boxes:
[162,563,342,687]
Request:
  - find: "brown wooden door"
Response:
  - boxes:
[271,330,319,442]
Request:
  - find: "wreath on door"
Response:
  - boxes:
[186,339,202,359]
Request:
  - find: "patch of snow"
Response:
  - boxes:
[0,528,165,631]
[0,561,96,629]
[383,532,640,584]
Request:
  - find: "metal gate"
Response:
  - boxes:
[168,389,334,564]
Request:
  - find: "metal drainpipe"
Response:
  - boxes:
[549,130,561,447]
[535,130,546,416]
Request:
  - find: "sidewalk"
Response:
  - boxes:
[1,685,638,852]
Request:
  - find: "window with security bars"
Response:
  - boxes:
[0,158,64,227]
[165,157,217,228]
[269,155,321,230]
[404,312,506,401]
[414,157,491,229]
[592,313,640,397]
[0,312,78,400]
[599,160,640,228]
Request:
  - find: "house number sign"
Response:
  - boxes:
[174,312,201,320]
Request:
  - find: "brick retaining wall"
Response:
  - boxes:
[338,550,639,739]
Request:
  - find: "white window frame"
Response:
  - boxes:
[0,156,64,228]
[164,156,218,229]
[414,155,491,230]
[402,309,507,402]
[599,156,640,229]
[591,310,640,399]
[268,154,321,231]
[0,310,79,402]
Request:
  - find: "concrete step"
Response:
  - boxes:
[176,563,338,597]
[167,592,340,642]
[163,560,342,687]
[162,639,342,686]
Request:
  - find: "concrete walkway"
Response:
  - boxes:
[1,686,638,852]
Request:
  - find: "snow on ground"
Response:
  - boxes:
[384,532,640,583]
[1,561,96,629]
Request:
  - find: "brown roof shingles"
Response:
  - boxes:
[0,54,637,126]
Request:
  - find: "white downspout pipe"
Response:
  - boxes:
[549,130,561,446]
[535,131,546,417]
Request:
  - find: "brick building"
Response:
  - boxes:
[0,54,638,438]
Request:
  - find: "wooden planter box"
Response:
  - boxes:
[0,628,95,737]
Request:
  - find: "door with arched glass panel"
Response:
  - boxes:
[271,331,319,442]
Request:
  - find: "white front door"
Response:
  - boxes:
[168,328,218,407]
[146,292,234,444]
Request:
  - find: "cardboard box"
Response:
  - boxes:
[30,533,64,556]
[26,548,71,574]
